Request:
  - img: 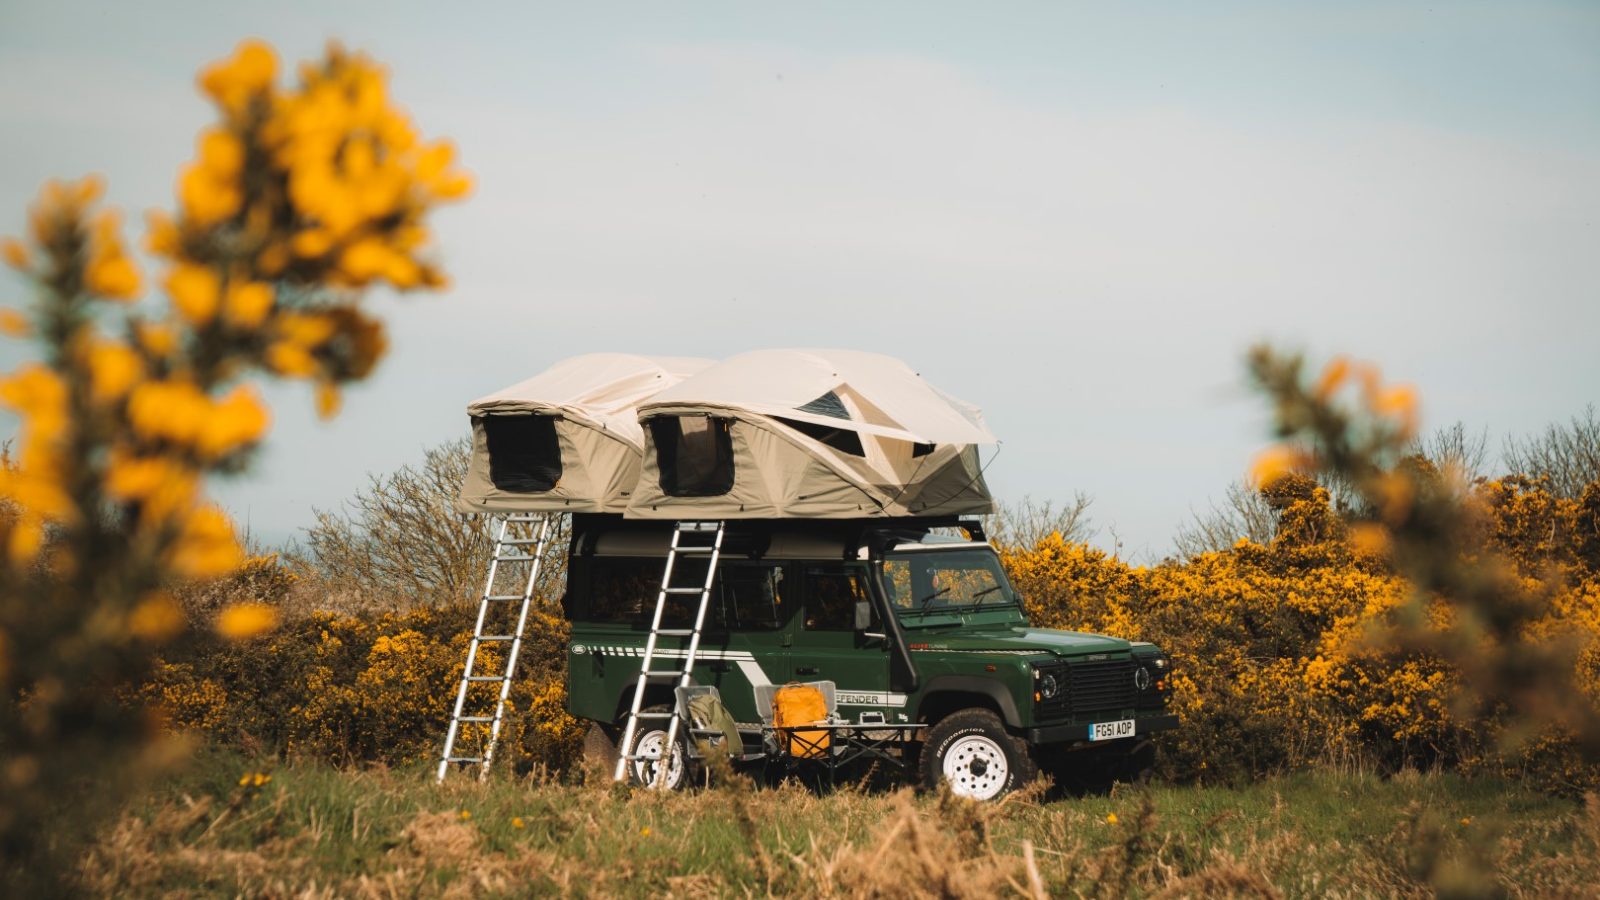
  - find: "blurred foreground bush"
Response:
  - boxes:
[0,38,467,888]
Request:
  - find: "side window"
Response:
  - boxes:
[804,567,868,631]
[586,558,661,622]
[880,558,913,609]
[714,564,785,631]
[582,557,785,630]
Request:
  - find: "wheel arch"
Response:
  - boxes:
[917,676,1024,729]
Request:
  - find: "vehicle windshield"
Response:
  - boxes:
[879,546,1020,616]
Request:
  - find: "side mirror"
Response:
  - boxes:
[854,600,874,631]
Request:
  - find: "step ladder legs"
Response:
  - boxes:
[437,513,551,783]
[614,521,726,787]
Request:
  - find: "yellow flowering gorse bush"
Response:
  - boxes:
[0,39,466,882]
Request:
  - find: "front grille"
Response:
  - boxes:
[1067,658,1138,714]
[1035,658,1139,721]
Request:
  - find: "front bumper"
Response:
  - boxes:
[1027,713,1179,745]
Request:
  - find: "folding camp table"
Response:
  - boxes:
[768,722,928,788]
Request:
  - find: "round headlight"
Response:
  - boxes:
[1134,666,1152,691]
[1039,672,1061,699]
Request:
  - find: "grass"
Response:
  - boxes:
[70,748,1600,898]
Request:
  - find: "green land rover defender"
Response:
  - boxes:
[564,513,1178,800]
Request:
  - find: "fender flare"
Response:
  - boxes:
[919,675,1025,728]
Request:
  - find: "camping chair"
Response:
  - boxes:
[753,681,839,760]
[672,685,751,761]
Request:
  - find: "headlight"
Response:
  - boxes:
[1038,672,1061,699]
[1134,666,1152,691]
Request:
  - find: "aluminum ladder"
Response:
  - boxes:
[436,513,552,783]
[613,520,726,787]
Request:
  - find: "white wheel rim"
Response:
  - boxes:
[942,734,1009,800]
[630,729,684,790]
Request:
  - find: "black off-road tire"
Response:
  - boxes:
[920,708,1039,801]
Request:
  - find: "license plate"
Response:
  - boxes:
[1088,719,1135,741]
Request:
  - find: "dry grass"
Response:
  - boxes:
[67,749,1600,898]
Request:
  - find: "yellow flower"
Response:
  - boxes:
[178,163,242,226]
[1249,445,1304,489]
[165,264,222,324]
[1105,813,1118,825]
[1372,384,1419,437]
[215,602,278,641]
[315,382,341,419]
[200,40,278,115]
[223,280,275,328]
[2,237,29,271]
[511,817,525,830]
[1348,523,1390,558]
[0,307,30,338]
[144,210,180,257]
[85,210,142,300]
[86,339,144,404]
[128,592,184,641]
[135,321,180,359]
[239,773,251,786]
[640,826,651,836]
[458,810,472,821]
[1460,817,1473,826]
[128,378,210,444]
[197,128,245,179]
[1312,356,1350,400]
[196,385,270,459]
[266,342,318,377]
[253,773,271,786]
[174,506,244,579]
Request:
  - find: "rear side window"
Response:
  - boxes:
[580,557,785,631]
[803,567,869,631]
[649,415,734,496]
[482,414,562,492]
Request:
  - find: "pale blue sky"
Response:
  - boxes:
[2,2,1597,558]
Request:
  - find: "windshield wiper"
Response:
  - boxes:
[915,586,950,613]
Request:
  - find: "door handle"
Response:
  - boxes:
[796,666,819,675]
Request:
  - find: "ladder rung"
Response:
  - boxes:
[642,670,685,679]
[445,756,483,763]
[456,716,495,723]
[678,522,721,532]
[662,587,705,595]
[466,675,504,682]
[499,538,543,546]
[505,513,545,521]
[654,628,695,637]
[634,711,675,719]
[671,545,717,554]
[495,555,536,562]
[475,635,516,642]
[484,594,526,601]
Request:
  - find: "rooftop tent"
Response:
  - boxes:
[456,354,713,514]
[626,349,998,519]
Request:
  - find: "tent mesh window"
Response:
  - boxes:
[482,414,563,492]
[650,415,735,496]
[773,417,866,457]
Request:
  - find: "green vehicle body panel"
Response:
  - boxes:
[562,517,1176,748]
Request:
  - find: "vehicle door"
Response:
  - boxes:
[784,564,903,725]
[677,558,790,725]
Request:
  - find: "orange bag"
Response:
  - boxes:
[773,682,830,758]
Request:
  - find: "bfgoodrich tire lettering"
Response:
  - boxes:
[921,708,1038,800]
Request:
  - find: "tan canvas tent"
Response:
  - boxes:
[626,349,997,519]
[456,354,712,514]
